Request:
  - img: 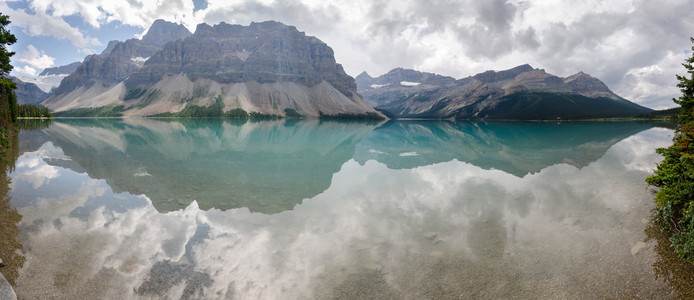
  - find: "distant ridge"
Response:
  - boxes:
[357,65,652,120]
[39,62,80,76]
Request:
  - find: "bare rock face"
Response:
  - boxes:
[117,21,377,117]
[357,65,652,120]
[563,71,619,99]
[357,68,456,109]
[39,62,80,76]
[44,20,192,108]
[472,64,534,83]
[357,68,455,88]
[141,19,194,48]
[126,21,356,97]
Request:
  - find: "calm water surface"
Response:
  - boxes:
[4,119,682,298]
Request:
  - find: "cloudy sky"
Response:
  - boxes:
[1,0,693,109]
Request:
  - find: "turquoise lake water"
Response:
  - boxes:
[6,118,682,298]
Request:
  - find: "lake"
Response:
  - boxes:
[1,118,688,298]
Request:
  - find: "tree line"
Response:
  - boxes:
[0,13,53,159]
[17,103,52,119]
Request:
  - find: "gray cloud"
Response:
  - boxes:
[514,26,540,50]
[202,1,341,37]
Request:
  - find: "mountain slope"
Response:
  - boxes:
[358,65,652,120]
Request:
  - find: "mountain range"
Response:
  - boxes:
[40,20,380,118]
[7,19,653,120]
[356,65,652,119]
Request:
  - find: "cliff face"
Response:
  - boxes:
[126,21,356,97]
[120,21,376,117]
[357,65,652,120]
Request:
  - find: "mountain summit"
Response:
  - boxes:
[357,65,651,119]
[42,20,380,118]
[43,19,193,112]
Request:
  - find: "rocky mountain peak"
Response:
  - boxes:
[357,68,455,92]
[141,19,192,47]
[563,71,612,94]
[100,40,120,57]
[473,64,535,83]
[356,71,372,80]
[358,63,649,120]
[355,71,374,90]
[49,19,193,98]
[39,62,81,76]
[127,20,357,97]
[42,20,380,118]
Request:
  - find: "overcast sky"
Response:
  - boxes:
[1,0,693,109]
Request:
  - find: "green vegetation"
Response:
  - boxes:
[248,112,282,120]
[16,118,52,131]
[476,91,651,120]
[123,88,147,100]
[225,108,249,118]
[0,13,16,79]
[18,104,53,119]
[646,37,694,260]
[318,111,385,120]
[0,79,17,126]
[157,97,228,117]
[156,96,287,120]
[284,108,302,119]
[169,97,224,117]
[640,107,681,122]
[54,104,125,117]
[0,13,18,160]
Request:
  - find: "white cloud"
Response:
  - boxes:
[0,2,102,50]
[14,65,37,77]
[14,158,60,188]
[16,45,55,69]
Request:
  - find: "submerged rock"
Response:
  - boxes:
[562,217,582,226]
[423,231,439,240]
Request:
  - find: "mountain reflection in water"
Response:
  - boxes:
[21,119,653,214]
[355,121,653,176]
[24,118,378,213]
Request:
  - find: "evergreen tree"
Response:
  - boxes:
[646,37,694,260]
[0,12,17,124]
[674,37,694,123]
[0,13,17,77]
